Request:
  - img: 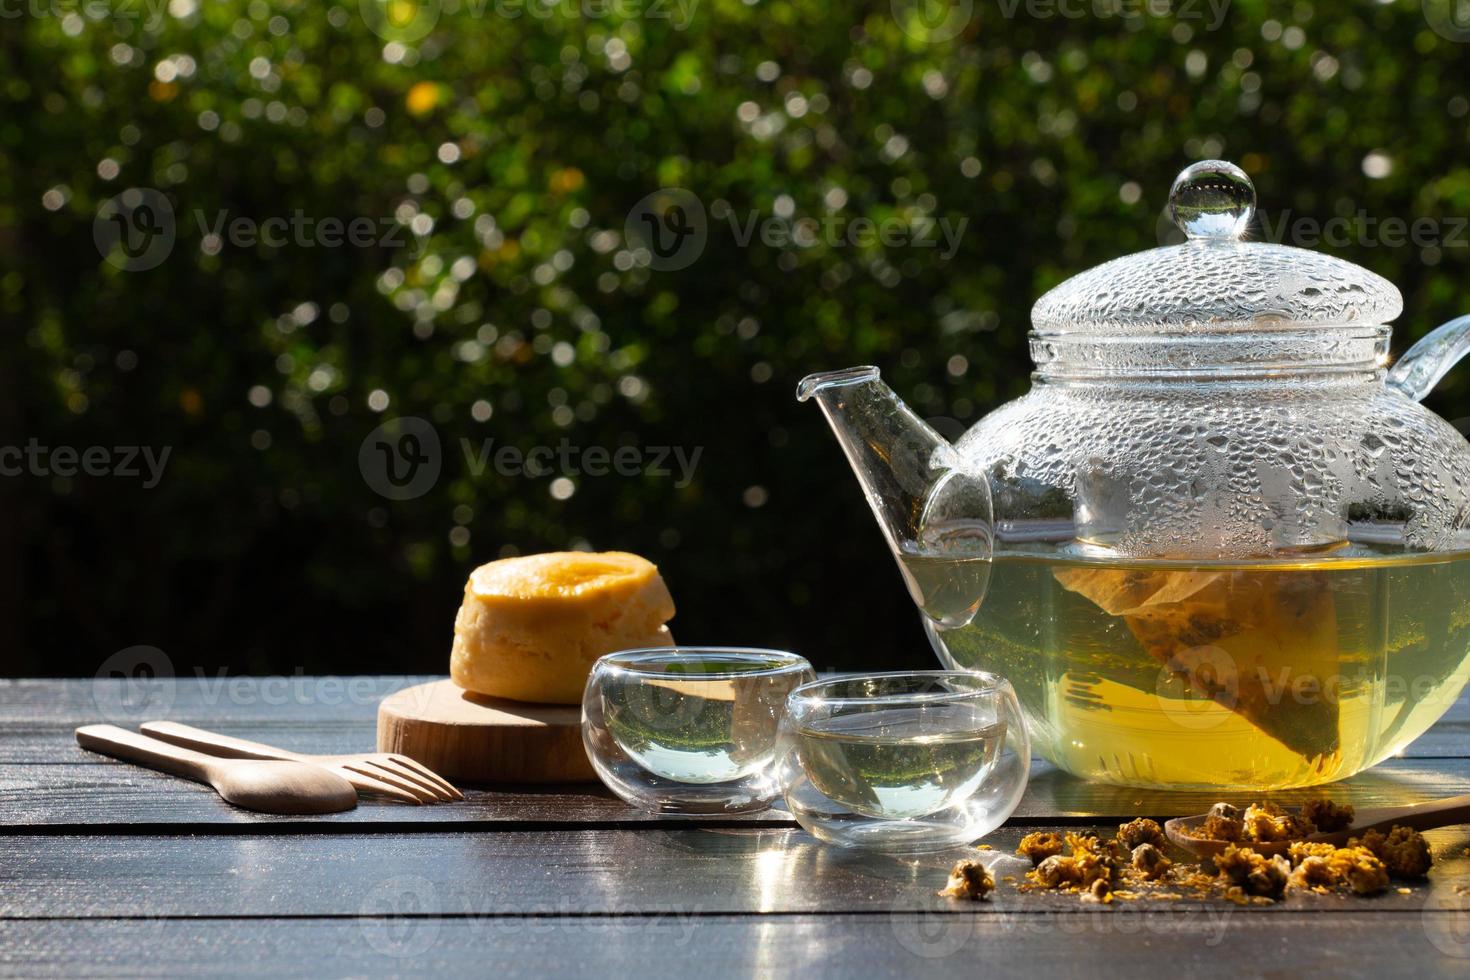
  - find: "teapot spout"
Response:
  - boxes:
[798,367,993,629]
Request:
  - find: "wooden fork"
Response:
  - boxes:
[140,721,463,804]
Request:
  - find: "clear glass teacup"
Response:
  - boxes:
[582,647,815,814]
[779,670,1029,852]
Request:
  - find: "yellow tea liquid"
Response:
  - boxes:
[933,544,1470,789]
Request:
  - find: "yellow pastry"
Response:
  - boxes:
[450,551,675,704]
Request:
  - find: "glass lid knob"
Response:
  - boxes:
[1168,159,1255,241]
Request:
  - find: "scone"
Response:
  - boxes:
[450,551,675,704]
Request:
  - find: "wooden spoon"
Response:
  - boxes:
[76,724,358,815]
[1165,794,1470,858]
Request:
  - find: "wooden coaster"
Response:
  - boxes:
[377,679,594,784]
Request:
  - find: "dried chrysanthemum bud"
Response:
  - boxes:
[1130,842,1173,880]
[1201,814,1245,842]
[1291,855,1333,889]
[1033,855,1081,888]
[1208,802,1241,821]
[1301,798,1355,833]
[1016,831,1065,865]
[1246,855,1291,899]
[1346,853,1390,896]
[1355,826,1432,879]
[1117,818,1165,850]
[937,859,994,901]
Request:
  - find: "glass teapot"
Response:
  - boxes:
[799,161,1470,791]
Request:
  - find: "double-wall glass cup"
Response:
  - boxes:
[582,648,815,814]
[779,671,1029,852]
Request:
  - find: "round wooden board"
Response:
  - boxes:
[377,679,595,784]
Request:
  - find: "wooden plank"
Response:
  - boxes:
[5,912,1470,980]
[5,680,1468,771]
[0,721,388,765]
[6,756,1470,830]
[0,677,424,724]
[0,764,770,830]
[3,827,1466,920]
[1406,719,1470,757]
[9,714,1468,768]
[7,676,1468,731]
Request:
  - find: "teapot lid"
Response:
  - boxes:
[1030,160,1403,334]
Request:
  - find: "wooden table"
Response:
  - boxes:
[4,677,1469,977]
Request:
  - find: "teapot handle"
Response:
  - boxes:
[1386,315,1470,402]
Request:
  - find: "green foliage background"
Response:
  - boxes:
[4,0,1470,675]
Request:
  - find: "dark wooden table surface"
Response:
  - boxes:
[4,677,1470,978]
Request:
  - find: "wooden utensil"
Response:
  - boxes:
[376,679,594,784]
[141,720,462,804]
[1164,794,1470,858]
[75,724,358,815]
